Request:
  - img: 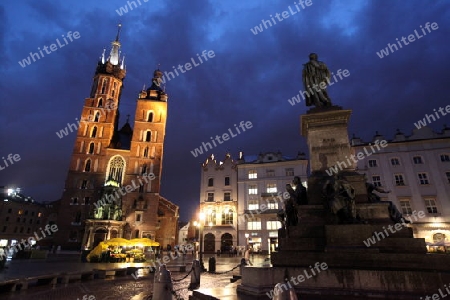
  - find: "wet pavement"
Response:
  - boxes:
[0,252,270,300]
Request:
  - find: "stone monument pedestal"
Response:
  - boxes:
[301,106,368,204]
[237,203,450,299]
[236,106,450,299]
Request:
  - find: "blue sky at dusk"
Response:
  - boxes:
[1,0,449,221]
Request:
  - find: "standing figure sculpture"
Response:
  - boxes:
[366,181,407,223]
[302,53,332,107]
[288,176,308,206]
[278,176,308,237]
[284,183,298,227]
[323,174,356,224]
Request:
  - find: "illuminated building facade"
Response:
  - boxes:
[54,25,178,250]
[351,126,450,252]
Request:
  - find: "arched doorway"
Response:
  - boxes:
[204,233,215,253]
[93,228,107,247]
[221,233,233,252]
[110,230,118,239]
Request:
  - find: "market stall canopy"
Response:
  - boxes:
[426,241,450,246]
[130,238,159,247]
[103,238,132,247]
[86,241,108,262]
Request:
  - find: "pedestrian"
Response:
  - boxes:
[0,247,6,269]
[244,247,253,266]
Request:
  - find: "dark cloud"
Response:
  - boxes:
[1,0,449,221]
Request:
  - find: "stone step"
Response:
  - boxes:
[324,246,380,253]
[297,205,327,225]
[377,237,427,254]
[325,224,414,247]
[279,237,325,251]
[287,225,325,238]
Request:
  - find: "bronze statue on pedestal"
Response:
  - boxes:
[302,53,332,107]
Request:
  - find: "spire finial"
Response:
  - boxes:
[121,55,125,69]
[116,23,122,42]
[101,48,106,64]
[109,24,122,66]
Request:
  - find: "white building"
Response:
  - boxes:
[177,222,189,246]
[236,151,308,254]
[198,154,238,254]
[351,126,450,252]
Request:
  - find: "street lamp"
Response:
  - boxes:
[195,212,206,271]
[245,233,249,247]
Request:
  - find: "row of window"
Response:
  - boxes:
[207,177,231,187]
[142,146,156,158]
[71,197,90,205]
[2,226,37,234]
[13,217,41,224]
[206,192,232,202]
[248,200,278,210]
[371,171,450,187]
[90,77,118,98]
[85,126,101,138]
[247,168,294,179]
[78,159,151,190]
[206,183,284,202]
[6,216,41,224]
[399,198,439,214]
[368,154,450,168]
[97,78,118,97]
[247,220,282,230]
[82,126,157,145]
[7,209,42,217]
[81,141,100,154]
[201,210,234,225]
[248,183,278,195]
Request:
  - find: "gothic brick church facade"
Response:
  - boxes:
[53,25,178,250]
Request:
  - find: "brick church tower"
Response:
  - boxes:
[54,25,178,250]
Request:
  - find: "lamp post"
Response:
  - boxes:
[245,233,249,248]
[195,212,206,271]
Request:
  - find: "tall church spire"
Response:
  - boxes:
[95,24,126,80]
[109,24,122,66]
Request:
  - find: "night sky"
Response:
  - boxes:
[1,0,449,221]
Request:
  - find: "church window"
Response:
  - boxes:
[91,127,97,138]
[112,82,117,97]
[88,143,94,154]
[101,78,107,94]
[147,112,154,122]
[84,159,91,172]
[145,131,151,142]
[106,156,125,184]
[81,180,88,189]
